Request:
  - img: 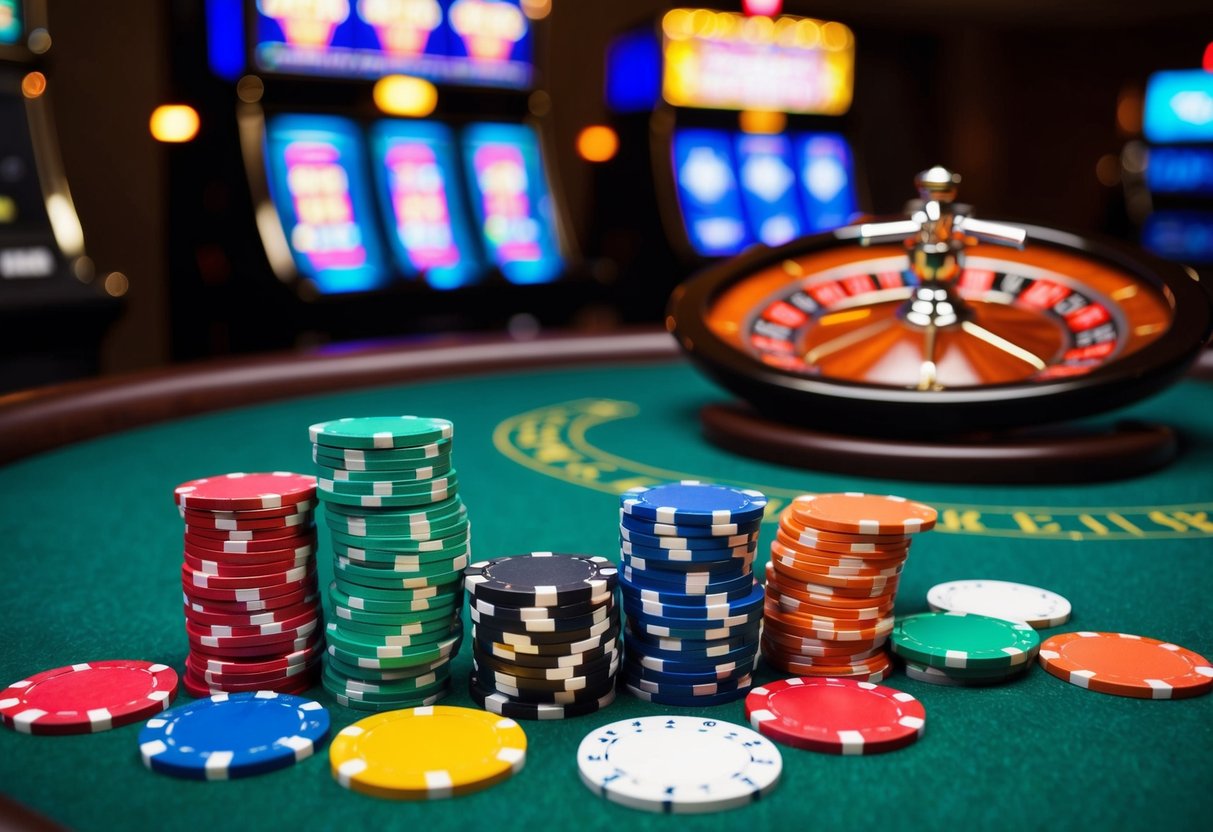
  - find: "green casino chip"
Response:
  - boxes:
[314,460,453,484]
[318,480,459,508]
[309,416,454,450]
[320,494,464,520]
[325,513,468,541]
[333,574,463,602]
[312,440,452,468]
[331,602,460,627]
[333,612,461,639]
[327,621,461,654]
[890,611,1041,670]
[330,528,469,553]
[322,666,452,702]
[334,540,471,568]
[325,630,462,669]
[325,653,451,682]
[319,471,459,498]
[335,555,469,586]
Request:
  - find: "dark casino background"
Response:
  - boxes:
[3,3,1213,828]
[1,0,1210,393]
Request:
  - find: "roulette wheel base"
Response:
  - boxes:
[700,402,1178,484]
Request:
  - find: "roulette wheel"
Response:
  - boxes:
[668,167,1213,482]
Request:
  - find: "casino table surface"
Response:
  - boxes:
[0,331,1211,831]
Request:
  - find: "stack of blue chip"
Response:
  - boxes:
[617,480,768,706]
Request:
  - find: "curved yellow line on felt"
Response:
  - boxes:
[494,399,1213,541]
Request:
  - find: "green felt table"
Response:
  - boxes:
[0,333,1211,831]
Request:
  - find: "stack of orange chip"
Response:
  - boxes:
[762,492,937,681]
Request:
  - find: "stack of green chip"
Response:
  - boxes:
[309,416,468,710]
[890,611,1041,686]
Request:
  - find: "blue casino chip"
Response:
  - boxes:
[139,692,330,780]
[619,512,763,538]
[625,639,761,667]
[619,526,759,550]
[622,669,754,698]
[620,554,754,578]
[623,603,764,632]
[620,554,753,580]
[620,481,768,526]
[619,565,756,596]
[626,614,762,642]
[618,572,757,604]
[622,681,753,708]
[625,580,765,620]
[619,539,758,563]
[623,657,756,685]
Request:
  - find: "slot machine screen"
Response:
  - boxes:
[793,132,857,233]
[253,0,532,89]
[1143,69,1213,145]
[263,114,388,294]
[1146,147,1213,197]
[460,122,562,285]
[369,119,483,289]
[0,0,20,46]
[734,133,802,247]
[1142,210,1213,263]
[671,127,749,257]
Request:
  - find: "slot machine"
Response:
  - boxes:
[591,2,863,319]
[0,0,120,391]
[168,0,581,358]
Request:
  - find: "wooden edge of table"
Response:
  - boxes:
[0,330,681,466]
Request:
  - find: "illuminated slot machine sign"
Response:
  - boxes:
[1140,69,1213,264]
[369,120,483,289]
[461,122,562,284]
[656,9,859,257]
[263,114,388,293]
[254,0,532,89]
[661,8,853,116]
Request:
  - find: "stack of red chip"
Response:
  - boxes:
[762,492,937,681]
[174,472,323,696]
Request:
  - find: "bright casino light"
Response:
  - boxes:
[373,75,439,117]
[149,104,200,143]
[742,0,783,15]
[680,147,733,204]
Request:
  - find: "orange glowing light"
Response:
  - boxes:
[576,125,619,163]
[738,110,786,134]
[21,72,47,99]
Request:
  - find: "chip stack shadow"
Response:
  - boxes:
[310,416,468,710]
[465,553,620,719]
[175,472,323,696]
[617,480,767,706]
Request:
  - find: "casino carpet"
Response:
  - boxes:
[0,361,1210,830]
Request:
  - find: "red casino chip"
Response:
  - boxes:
[187,643,325,676]
[181,667,318,698]
[0,660,179,735]
[174,472,317,511]
[745,676,926,755]
[182,531,316,554]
